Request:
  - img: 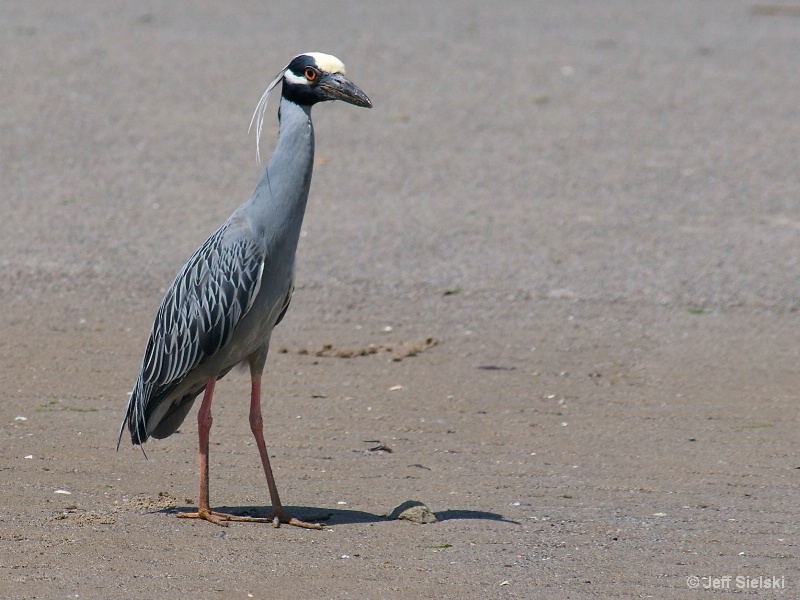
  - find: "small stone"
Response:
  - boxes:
[387,500,438,524]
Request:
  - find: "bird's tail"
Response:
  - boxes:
[117,376,150,450]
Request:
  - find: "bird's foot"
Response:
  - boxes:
[177,507,271,527]
[269,508,327,529]
[176,507,327,529]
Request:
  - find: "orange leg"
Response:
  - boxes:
[177,378,271,526]
[176,376,323,528]
[249,375,322,529]
[177,378,221,524]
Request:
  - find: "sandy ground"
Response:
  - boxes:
[1,2,799,598]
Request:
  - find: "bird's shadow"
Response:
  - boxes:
[435,509,519,524]
[156,505,517,526]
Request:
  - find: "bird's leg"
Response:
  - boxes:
[249,375,323,529]
[176,378,231,525]
[196,378,215,516]
[177,378,277,526]
[175,377,321,527]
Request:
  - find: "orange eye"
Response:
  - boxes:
[304,67,318,82]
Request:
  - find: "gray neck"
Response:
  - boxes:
[248,97,315,248]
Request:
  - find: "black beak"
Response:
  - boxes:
[319,73,373,108]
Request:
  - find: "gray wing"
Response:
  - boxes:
[120,222,265,446]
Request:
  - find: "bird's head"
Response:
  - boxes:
[250,52,371,161]
[282,52,372,109]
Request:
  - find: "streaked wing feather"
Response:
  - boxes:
[144,227,264,386]
[120,223,265,445]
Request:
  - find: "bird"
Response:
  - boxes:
[118,52,372,528]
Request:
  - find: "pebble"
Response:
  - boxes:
[387,500,438,524]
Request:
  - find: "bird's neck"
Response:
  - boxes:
[249,97,315,245]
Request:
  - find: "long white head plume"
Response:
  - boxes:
[248,53,347,163]
[248,66,288,164]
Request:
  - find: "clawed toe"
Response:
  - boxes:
[270,510,325,529]
[177,507,327,529]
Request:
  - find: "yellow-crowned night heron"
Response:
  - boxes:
[118,53,371,528]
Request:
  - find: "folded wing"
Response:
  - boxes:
[120,223,266,445]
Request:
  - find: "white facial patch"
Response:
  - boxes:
[283,70,308,85]
[303,52,346,74]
